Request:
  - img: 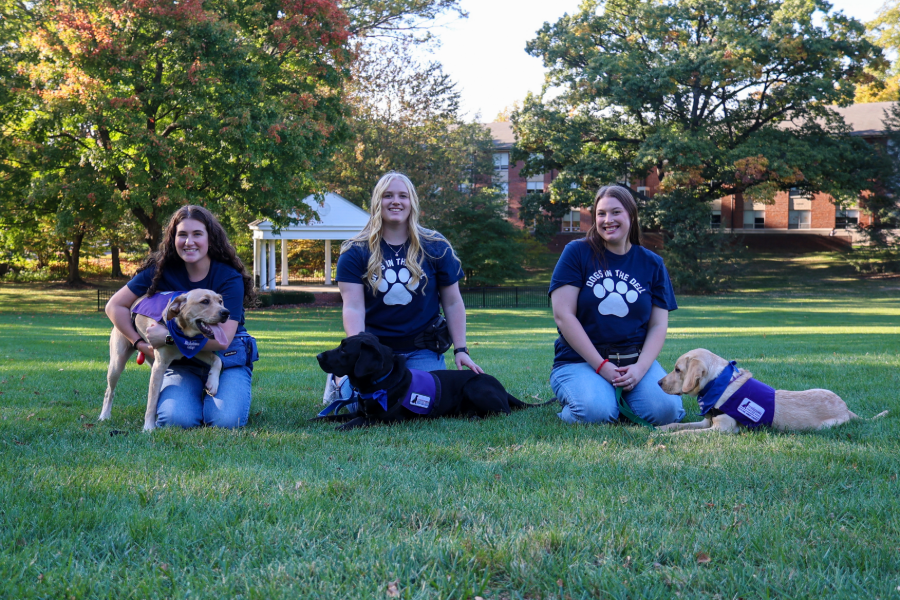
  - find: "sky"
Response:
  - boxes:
[421,0,890,122]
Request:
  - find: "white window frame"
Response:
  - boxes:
[493,153,509,172]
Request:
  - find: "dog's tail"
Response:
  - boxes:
[509,394,556,410]
[850,410,889,421]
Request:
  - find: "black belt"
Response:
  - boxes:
[599,346,642,367]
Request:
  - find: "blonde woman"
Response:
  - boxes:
[335,171,482,378]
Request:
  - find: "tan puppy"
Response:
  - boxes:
[100,290,230,431]
[657,348,888,434]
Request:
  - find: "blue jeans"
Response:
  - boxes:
[338,348,446,402]
[550,360,684,426]
[156,363,253,429]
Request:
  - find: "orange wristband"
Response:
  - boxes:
[596,359,608,374]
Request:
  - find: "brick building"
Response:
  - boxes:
[486,101,898,249]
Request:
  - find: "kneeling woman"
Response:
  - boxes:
[105,206,258,428]
[549,185,684,425]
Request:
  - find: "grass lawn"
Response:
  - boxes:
[1,253,899,599]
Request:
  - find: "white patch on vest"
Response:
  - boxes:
[737,398,765,422]
[409,393,431,409]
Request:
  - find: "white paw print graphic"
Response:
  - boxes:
[593,278,639,317]
[378,267,418,306]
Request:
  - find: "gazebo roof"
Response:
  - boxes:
[249,192,370,240]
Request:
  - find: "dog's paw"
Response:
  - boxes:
[593,277,640,317]
[377,267,417,306]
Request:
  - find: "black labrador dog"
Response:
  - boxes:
[315,332,543,430]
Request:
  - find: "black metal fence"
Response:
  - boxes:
[459,286,549,308]
[97,289,114,311]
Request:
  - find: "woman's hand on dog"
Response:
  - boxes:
[455,352,484,374]
[144,323,168,349]
[612,364,647,392]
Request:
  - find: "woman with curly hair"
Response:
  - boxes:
[106,205,258,429]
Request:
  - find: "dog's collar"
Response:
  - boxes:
[355,366,397,411]
[165,319,209,359]
[697,360,738,415]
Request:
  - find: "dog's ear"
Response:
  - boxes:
[683,358,707,394]
[353,339,385,378]
[164,295,187,321]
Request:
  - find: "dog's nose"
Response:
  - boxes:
[658,378,664,386]
[220,309,230,321]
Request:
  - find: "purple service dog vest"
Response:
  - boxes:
[717,378,775,428]
[132,291,183,321]
[400,369,438,415]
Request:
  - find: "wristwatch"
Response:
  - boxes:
[453,347,468,355]
[165,334,174,346]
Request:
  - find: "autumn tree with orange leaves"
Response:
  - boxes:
[513,0,890,292]
[2,0,351,283]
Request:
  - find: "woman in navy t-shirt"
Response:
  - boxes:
[334,171,482,377]
[105,206,258,429]
[548,185,685,425]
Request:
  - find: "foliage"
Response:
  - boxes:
[320,40,525,284]
[856,0,900,102]
[4,0,352,270]
[513,0,888,292]
[341,0,465,42]
[426,188,525,286]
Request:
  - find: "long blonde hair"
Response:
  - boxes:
[340,171,457,295]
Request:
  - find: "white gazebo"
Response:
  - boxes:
[249,193,370,291]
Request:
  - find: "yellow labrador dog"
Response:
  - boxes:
[99,290,230,431]
[657,348,888,434]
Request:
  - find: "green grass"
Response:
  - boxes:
[1,253,899,599]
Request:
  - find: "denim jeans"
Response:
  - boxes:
[156,363,253,429]
[550,360,684,425]
[337,348,446,402]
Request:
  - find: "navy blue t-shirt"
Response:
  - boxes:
[336,236,462,349]
[548,240,677,368]
[127,260,247,333]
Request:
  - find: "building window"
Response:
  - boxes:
[498,182,509,197]
[636,186,649,198]
[562,209,581,232]
[788,210,811,229]
[526,181,543,194]
[711,211,721,229]
[493,153,509,172]
[744,210,765,229]
[835,209,859,229]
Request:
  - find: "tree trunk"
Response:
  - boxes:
[110,244,123,277]
[64,230,87,286]
[132,205,164,251]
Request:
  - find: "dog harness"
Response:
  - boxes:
[131,292,209,359]
[697,361,775,428]
[317,368,440,418]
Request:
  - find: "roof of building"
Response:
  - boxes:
[485,121,515,150]
[484,103,899,148]
[830,101,896,136]
[249,192,369,240]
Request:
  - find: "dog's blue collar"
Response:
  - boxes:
[697,361,738,415]
[355,366,395,411]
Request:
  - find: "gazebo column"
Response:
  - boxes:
[268,240,277,291]
[259,241,268,292]
[281,239,289,285]
[252,238,258,288]
[325,239,332,286]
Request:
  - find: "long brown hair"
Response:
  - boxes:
[340,171,458,295]
[584,184,643,263]
[140,205,257,307]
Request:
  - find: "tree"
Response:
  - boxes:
[856,0,900,103]
[341,0,465,42]
[319,41,524,284]
[8,0,352,266]
[513,0,888,291]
